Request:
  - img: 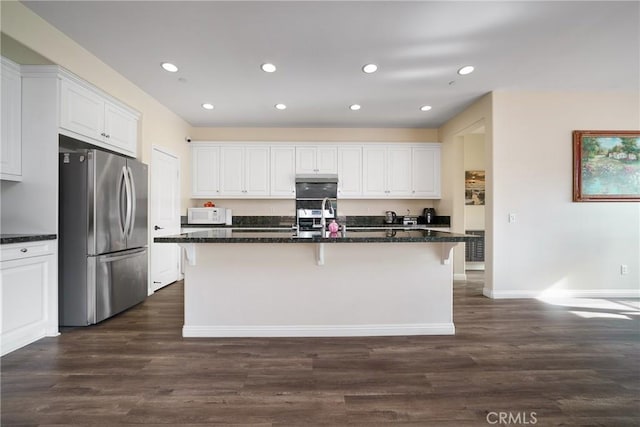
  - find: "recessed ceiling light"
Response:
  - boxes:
[350,104,361,111]
[161,62,178,73]
[261,63,277,73]
[275,103,287,110]
[202,103,214,110]
[457,65,475,75]
[420,105,432,111]
[362,64,378,74]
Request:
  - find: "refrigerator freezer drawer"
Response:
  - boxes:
[89,247,148,325]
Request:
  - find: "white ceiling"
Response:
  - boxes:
[22,1,640,129]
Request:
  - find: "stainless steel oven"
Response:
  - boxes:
[295,174,338,230]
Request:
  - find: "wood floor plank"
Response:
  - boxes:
[2,272,639,425]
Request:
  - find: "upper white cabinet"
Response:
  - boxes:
[220,145,270,197]
[191,142,441,200]
[363,145,412,197]
[337,146,362,198]
[191,145,220,197]
[270,146,296,198]
[387,146,413,197]
[60,76,139,157]
[412,145,441,198]
[1,57,22,181]
[296,146,337,174]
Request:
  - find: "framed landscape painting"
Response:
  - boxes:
[573,130,640,202]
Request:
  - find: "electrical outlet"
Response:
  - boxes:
[620,264,629,275]
[508,213,517,223]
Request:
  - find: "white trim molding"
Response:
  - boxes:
[183,323,455,338]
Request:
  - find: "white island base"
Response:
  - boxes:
[181,242,456,338]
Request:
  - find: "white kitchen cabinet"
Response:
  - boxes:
[412,145,441,198]
[337,146,362,198]
[362,145,412,197]
[296,145,337,174]
[1,240,58,356]
[387,146,413,197]
[190,142,440,200]
[220,145,269,197]
[191,145,220,198]
[1,57,22,181]
[60,76,139,157]
[362,146,387,196]
[270,146,296,198]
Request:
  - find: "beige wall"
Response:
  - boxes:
[491,90,639,296]
[1,1,193,211]
[191,127,438,142]
[439,93,493,281]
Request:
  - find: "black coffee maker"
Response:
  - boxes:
[423,208,436,224]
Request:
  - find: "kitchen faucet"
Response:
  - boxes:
[320,197,334,230]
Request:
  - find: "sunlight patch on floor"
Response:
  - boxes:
[538,295,640,320]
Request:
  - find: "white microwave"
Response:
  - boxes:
[187,207,232,225]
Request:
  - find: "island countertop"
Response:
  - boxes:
[155,227,477,244]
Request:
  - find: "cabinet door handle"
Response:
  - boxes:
[20,248,28,253]
[100,132,106,137]
[105,134,110,139]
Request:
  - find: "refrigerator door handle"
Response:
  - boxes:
[118,166,128,237]
[101,247,147,263]
[126,166,137,239]
[122,166,133,239]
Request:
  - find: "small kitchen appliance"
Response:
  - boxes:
[403,216,418,226]
[423,208,436,224]
[385,211,397,224]
[187,207,232,225]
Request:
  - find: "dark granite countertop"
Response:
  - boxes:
[180,215,451,229]
[1,234,57,245]
[156,227,476,244]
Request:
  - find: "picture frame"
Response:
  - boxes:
[465,170,485,205]
[573,130,640,202]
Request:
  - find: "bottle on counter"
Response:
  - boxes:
[328,220,339,233]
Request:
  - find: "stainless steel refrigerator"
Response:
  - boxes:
[59,149,148,326]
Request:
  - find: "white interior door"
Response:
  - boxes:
[151,146,181,292]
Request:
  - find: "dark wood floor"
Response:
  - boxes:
[2,272,639,426]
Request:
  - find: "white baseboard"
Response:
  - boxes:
[183,323,455,338]
[484,287,640,299]
[1,325,46,357]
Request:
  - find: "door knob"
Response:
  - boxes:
[154,225,164,230]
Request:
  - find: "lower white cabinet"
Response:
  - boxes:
[1,240,58,356]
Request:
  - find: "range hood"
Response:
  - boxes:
[295,174,339,183]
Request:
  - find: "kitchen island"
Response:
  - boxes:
[155,227,476,338]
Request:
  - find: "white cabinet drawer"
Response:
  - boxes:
[1,241,55,262]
